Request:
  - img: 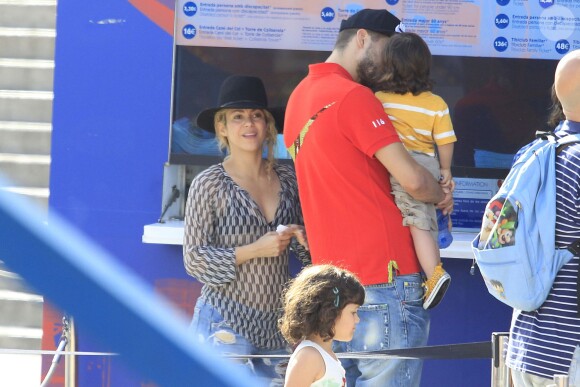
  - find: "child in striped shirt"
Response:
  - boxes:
[375,32,457,309]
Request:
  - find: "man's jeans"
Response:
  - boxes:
[334,273,430,387]
[189,297,288,386]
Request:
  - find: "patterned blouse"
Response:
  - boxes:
[183,162,310,349]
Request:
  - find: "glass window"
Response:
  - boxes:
[169,45,558,177]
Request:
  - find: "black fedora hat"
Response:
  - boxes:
[196,75,285,133]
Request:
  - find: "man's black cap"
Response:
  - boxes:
[339,9,405,36]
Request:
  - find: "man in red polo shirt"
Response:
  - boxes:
[284,9,452,387]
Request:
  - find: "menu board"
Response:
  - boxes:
[175,0,579,60]
[453,177,501,232]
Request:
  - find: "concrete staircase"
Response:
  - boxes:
[0,0,55,210]
[0,0,57,354]
[0,263,43,349]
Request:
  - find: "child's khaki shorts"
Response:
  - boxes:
[390,152,440,241]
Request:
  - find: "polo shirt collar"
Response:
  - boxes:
[557,120,580,134]
[309,62,354,81]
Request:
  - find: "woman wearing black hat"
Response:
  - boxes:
[183,75,310,384]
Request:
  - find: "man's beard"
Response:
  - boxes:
[356,53,383,90]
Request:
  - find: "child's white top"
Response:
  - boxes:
[286,339,346,387]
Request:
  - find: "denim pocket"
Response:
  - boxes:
[189,298,211,343]
[190,298,232,344]
[403,280,424,306]
[350,303,389,352]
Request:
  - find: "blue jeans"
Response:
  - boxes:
[189,297,289,386]
[334,273,430,387]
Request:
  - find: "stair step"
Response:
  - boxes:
[0,27,55,38]
[0,186,49,198]
[0,58,53,69]
[0,0,54,359]
[0,186,48,212]
[0,288,43,326]
[0,268,44,344]
[0,90,53,122]
[0,28,55,60]
[0,326,42,340]
[0,121,51,131]
[0,290,43,303]
[0,153,51,187]
[0,58,54,91]
[0,121,51,154]
[0,336,42,350]
[0,265,40,295]
[0,0,56,5]
[0,2,57,29]
[0,298,43,328]
[0,153,51,163]
[0,89,53,98]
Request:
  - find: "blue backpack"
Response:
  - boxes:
[471,132,580,311]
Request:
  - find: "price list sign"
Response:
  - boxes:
[175,0,579,60]
[485,0,580,59]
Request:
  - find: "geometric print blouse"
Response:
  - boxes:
[183,163,310,349]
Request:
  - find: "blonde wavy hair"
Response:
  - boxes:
[214,108,278,172]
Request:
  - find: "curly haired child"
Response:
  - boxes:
[375,32,457,309]
[279,264,365,387]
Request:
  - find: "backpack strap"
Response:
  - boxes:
[556,135,580,315]
[287,102,335,161]
[555,133,580,154]
[556,134,580,315]
[538,132,580,314]
[535,130,554,140]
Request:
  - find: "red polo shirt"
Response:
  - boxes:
[284,63,421,285]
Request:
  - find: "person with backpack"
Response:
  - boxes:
[505,50,580,386]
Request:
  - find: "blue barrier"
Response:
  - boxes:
[0,179,259,387]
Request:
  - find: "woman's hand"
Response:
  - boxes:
[235,231,292,265]
[235,225,309,265]
[254,231,293,257]
[281,224,309,251]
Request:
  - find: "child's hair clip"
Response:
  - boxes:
[333,287,340,307]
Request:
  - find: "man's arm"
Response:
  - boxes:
[375,142,449,205]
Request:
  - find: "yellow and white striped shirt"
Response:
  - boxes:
[375,91,456,156]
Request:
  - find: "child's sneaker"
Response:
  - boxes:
[423,263,451,309]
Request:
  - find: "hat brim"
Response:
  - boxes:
[196,105,285,134]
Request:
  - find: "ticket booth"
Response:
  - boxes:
[136,2,574,385]
[45,0,578,385]
[143,0,562,253]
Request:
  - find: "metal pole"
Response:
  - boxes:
[65,315,76,387]
[491,332,513,387]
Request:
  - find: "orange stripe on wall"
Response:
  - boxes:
[128,0,175,36]
[41,303,65,386]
